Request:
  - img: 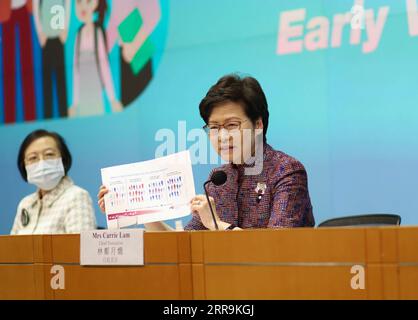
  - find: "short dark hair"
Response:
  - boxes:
[17,130,72,181]
[199,74,269,142]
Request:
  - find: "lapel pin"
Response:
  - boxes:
[255,182,267,203]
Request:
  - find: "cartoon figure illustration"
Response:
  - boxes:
[106,0,161,107]
[0,0,36,124]
[69,0,122,117]
[33,0,70,119]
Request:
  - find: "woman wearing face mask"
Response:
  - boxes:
[11,130,97,235]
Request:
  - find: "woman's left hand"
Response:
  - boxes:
[111,100,123,112]
[190,195,229,230]
[122,41,137,63]
[59,30,68,44]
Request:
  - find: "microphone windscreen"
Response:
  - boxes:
[211,171,227,186]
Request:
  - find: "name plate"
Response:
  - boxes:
[80,229,144,266]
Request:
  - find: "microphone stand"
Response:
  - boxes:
[203,180,219,230]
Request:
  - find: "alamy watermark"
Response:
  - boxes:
[350,265,366,290]
[50,265,65,290]
[154,121,264,175]
[351,4,365,30]
[50,5,67,30]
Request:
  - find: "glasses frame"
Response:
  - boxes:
[203,119,249,135]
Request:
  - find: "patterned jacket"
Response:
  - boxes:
[185,144,315,230]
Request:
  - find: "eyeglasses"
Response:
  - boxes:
[203,120,248,135]
[24,150,60,165]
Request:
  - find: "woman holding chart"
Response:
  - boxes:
[97,74,315,230]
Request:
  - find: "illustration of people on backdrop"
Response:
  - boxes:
[69,0,122,117]
[33,0,70,119]
[106,0,161,107]
[0,0,36,124]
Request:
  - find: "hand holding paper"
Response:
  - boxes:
[101,151,195,229]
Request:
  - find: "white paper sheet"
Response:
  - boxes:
[101,151,195,229]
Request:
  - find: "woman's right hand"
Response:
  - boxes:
[68,105,77,118]
[97,185,109,214]
[39,32,47,48]
[111,99,123,113]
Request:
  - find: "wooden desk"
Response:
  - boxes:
[1,227,417,299]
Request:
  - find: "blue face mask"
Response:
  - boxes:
[25,158,65,191]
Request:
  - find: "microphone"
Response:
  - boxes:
[203,171,227,230]
[210,171,227,186]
